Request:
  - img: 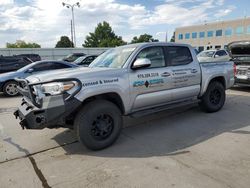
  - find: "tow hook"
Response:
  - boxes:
[14,110,19,119]
[20,120,27,130]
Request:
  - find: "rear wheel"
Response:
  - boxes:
[3,81,19,97]
[199,81,225,113]
[75,100,122,150]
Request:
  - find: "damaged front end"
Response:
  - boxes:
[14,78,82,129]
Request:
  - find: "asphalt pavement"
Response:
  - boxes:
[0,88,250,188]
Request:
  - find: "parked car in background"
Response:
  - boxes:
[73,55,98,66]
[15,54,41,62]
[0,56,33,74]
[0,60,78,96]
[197,49,230,62]
[228,41,250,87]
[63,53,86,62]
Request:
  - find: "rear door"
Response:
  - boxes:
[166,46,201,101]
[129,46,174,111]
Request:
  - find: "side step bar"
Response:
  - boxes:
[129,99,200,118]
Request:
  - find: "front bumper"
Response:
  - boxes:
[14,78,82,129]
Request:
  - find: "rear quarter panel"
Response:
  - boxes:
[199,61,235,96]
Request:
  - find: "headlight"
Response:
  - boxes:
[41,81,76,95]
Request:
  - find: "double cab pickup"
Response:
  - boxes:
[14,43,235,150]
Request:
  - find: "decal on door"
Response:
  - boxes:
[133,78,164,88]
[137,73,159,79]
[82,78,119,87]
[173,75,196,87]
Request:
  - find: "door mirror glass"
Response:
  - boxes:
[27,68,34,73]
[132,58,151,69]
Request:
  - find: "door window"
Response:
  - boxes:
[166,46,193,66]
[135,47,165,68]
[215,50,227,56]
[32,63,52,72]
[32,62,70,72]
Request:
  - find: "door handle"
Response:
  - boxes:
[191,69,198,73]
[161,72,171,77]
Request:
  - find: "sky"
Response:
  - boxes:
[0,0,249,48]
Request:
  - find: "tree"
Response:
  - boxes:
[55,36,74,48]
[6,40,41,48]
[83,21,126,47]
[170,32,175,42]
[131,34,159,43]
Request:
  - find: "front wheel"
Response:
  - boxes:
[75,100,122,150]
[199,81,225,113]
[3,81,19,97]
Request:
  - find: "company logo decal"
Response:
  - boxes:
[133,78,164,88]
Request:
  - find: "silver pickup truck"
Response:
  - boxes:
[14,43,235,150]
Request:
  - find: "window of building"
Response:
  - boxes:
[207,31,213,37]
[192,32,197,39]
[215,45,221,49]
[178,34,183,40]
[247,26,250,34]
[225,28,233,36]
[185,33,190,39]
[199,32,205,38]
[235,26,244,35]
[216,30,222,37]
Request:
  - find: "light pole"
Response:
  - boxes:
[62,2,80,47]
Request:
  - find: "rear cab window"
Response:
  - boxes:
[166,46,193,66]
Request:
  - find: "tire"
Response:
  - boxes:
[199,81,225,113]
[75,100,122,150]
[3,81,19,97]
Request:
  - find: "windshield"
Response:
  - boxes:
[74,56,85,64]
[89,47,136,68]
[197,51,215,57]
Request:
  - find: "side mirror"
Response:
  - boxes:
[27,68,34,73]
[132,58,151,69]
[214,55,219,58]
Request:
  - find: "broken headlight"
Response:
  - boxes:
[41,81,76,96]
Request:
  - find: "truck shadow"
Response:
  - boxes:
[52,92,250,158]
[230,86,250,92]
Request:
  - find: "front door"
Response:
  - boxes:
[129,46,173,111]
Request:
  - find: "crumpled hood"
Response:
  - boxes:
[26,67,116,83]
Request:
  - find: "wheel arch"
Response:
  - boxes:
[2,79,18,89]
[209,76,226,88]
[200,75,226,97]
[81,92,125,114]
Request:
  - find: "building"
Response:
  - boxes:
[175,17,250,52]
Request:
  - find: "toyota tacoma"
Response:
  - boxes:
[14,43,235,150]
